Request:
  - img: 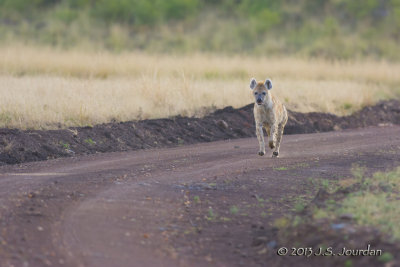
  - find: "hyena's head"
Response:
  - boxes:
[249,78,272,105]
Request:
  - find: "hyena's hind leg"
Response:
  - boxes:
[272,124,285,158]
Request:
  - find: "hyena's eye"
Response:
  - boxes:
[254,92,258,95]
[262,92,266,95]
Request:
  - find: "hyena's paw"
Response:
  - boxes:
[272,151,279,158]
[269,141,275,149]
[258,151,265,156]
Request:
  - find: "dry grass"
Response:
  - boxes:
[0,45,399,129]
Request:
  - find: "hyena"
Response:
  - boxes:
[250,78,288,158]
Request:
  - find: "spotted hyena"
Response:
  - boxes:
[250,78,288,158]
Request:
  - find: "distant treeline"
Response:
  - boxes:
[1,0,399,59]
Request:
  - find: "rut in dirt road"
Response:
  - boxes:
[0,126,399,267]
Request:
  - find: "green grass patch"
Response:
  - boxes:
[193,196,200,204]
[59,141,70,150]
[379,252,394,263]
[293,201,306,212]
[229,205,239,215]
[337,167,400,239]
[206,207,216,221]
[274,166,288,171]
[84,138,96,145]
[308,177,339,193]
[312,166,400,240]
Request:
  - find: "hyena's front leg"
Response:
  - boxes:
[256,124,265,156]
[272,124,285,158]
[269,123,278,150]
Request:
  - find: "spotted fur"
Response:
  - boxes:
[250,78,288,158]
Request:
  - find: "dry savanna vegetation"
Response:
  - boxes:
[1,45,400,130]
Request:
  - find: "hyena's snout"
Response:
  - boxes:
[256,95,265,105]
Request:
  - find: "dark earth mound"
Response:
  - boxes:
[0,100,399,165]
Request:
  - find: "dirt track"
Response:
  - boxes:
[0,125,399,267]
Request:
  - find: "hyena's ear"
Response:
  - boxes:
[265,79,272,90]
[250,78,257,89]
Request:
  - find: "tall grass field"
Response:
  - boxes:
[0,45,399,130]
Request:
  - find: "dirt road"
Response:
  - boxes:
[0,126,399,267]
